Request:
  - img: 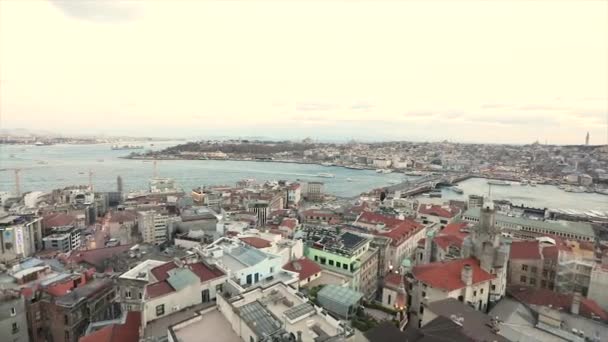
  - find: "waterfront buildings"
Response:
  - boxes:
[0,214,43,262]
[462,207,596,241]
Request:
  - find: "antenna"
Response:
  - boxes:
[88,169,94,191]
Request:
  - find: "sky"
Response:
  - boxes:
[0,0,607,144]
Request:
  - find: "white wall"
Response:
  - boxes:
[588,266,608,312]
[144,282,200,324]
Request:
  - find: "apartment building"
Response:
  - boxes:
[0,290,30,342]
[137,210,170,245]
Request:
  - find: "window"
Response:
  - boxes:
[419,306,424,314]
[542,269,548,277]
[314,255,318,261]
[320,257,326,265]
[336,262,341,268]
[64,315,69,324]
[480,288,484,294]
[387,294,391,304]
[328,260,334,266]
[521,265,528,271]
[138,292,143,299]
[156,304,165,316]
[65,331,69,342]
[541,280,547,288]
[10,307,16,316]
[12,322,18,334]
[270,267,274,273]
[343,264,348,270]
[520,276,527,283]
[530,278,537,286]
[35,311,41,321]
[531,266,537,273]
[473,290,477,296]
[491,285,496,291]
[125,290,132,299]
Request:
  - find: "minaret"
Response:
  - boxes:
[585,132,590,145]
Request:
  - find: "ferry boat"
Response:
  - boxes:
[111,144,144,150]
[317,173,335,178]
[487,180,511,186]
[376,169,392,174]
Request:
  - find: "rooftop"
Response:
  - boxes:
[283,258,322,281]
[56,278,113,307]
[463,207,596,239]
[318,284,363,307]
[412,258,495,291]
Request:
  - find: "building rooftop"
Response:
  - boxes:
[412,258,495,291]
[239,300,283,338]
[55,278,113,307]
[463,207,596,239]
[283,258,322,281]
[317,284,363,307]
[79,311,141,342]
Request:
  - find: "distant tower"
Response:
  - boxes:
[585,132,590,145]
[117,175,123,193]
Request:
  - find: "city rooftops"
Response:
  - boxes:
[462,207,595,240]
[55,278,113,307]
[304,226,369,256]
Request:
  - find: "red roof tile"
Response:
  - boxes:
[384,272,403,288]
[508,286,608,322]
[150,261,178,282]
[79,311,141,342]
[509,241,542,260]
[146,281,174,299]
[357,212,405,229]
[239,237,272,249]
[418,204,461,218]
[68,245,133,269]
[440,222,470,240]
[187,262,225,282]
[434,234,465,250]
[413,258,496,291]
[43,212,78,230]
[378,220,424,247]
[283,258,322,281]
[279,218,298,230]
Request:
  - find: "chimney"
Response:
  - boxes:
[571,292,581,315]
[297,331,303,342]
[461,264,473,286]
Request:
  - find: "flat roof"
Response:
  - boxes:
[239,301,283,338]
[119,259,166,282]
[169,309,242,342]
[318,285,363,307]
[463,208,595,238]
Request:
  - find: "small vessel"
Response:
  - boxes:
[405,171,426,176]
[487,180,511,186]
[37,161,48,165]
[346,178,354,182]
[111,144,144,150]
[78,172,85,175]
[321,162,333,166]
[520,180,529,186]
[9,154,15,158]
[450,186,464,194]
[530,181,537,187]
[429,190,442,198]
[376,169,392,174]
[317,173,335,178]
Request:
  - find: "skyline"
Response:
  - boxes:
[1,0,607,144]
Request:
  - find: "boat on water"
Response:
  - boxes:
[376,169,392,174]
[111,144,144,150]
[564,186,585,193]
[317,173,335,178]
[520,180,529,186]
[346,178,354,182]
[487,180,511,186]
[404,170,426,176]
[450,186,464,194]
[37,161,48,165]
[321,162,333,166]
[9,154,15,158]
[530,181,537,187]
[34,141,53,146]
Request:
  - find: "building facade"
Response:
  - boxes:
[0,290,30,342]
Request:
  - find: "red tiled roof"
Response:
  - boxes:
[384,272,403,288]
[279,218,298,230]
[357,211,404,229]
[413,258,496,291]
[187,262,225,282]
[508,286,608,322]
[440,222,470,240]
[68,245,133,269]
[146,281,174,299]
[79,311,141,342]
[43,212,77,229]
[239,237,272,249]
[434,234,465,250]
[509,241,541,260]
[418,204,461,218]
[283,258,322,281]
[108,211,137,223]
[378,220,424,247]
[150,261,178,282]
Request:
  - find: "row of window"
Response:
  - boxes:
[521,265,555,278]
[314,255,352,271]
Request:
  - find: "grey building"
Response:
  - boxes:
[0,289,30,342]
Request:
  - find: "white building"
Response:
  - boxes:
[588,264,608,312]
[417,204,461,229]
[287,183,302,206]
[0,214,43,262]
[118,258,227,327]
[201,237,299,293]
[42,226,81,252]
[168,282,354,342]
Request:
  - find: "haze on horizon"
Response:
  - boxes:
[0,0,606,145]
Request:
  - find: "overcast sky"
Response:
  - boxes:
[1,0,606,144]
